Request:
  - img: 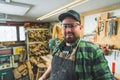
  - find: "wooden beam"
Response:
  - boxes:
[80,15,84,26]
[82,3,120,16]
[80,15,84,38]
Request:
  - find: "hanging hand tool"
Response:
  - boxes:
[108,20,113,38]
[99,21,104,32]
[114,51,116,60]
[108,19,118,38]
[112,62,115,75]
[112,20,118,35]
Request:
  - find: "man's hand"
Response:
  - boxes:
[38,77,46,80]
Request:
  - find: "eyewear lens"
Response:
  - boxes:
[61,23,80,28]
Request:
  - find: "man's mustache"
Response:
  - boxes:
[66,32,73,35]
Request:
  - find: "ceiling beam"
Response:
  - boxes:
[81,3,120,16]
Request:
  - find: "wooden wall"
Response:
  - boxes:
[80,3,120,49]
[96,18,120,48]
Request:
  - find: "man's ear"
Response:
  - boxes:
[80,25,83,30]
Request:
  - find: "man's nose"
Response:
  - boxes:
[65,27,72,31]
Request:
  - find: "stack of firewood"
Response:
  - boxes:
[29,41,49,56]
[28,30,49,42]
[25,24,51,80]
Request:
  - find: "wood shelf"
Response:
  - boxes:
[27,41,47,44]
[26,28,48,31]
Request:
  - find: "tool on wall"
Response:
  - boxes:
[99,21,104,32]
[95,17,101,35]
[95,18,106,37]
[114,48,120,61]
[111,47,120,61]
[107,19,118,38]
[114,51,117,60]
[112,62,115,75]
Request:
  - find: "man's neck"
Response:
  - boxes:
[66,42,73,46]
[65,38,80,47]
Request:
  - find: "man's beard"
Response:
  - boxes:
[64,36,79,43]
[64,32,79,43]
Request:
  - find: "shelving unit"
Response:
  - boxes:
[25,28,50,60]
[25,27,50,80]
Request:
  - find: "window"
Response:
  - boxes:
[19,26,25,41]
[0,26,17,42]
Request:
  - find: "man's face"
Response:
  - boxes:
[61,17,81,43]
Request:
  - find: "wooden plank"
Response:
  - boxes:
[80,15,84,38]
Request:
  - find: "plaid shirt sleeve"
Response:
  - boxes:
[75,40,114,80]
[92,45,114,80]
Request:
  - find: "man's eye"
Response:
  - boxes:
[62,24,73,28]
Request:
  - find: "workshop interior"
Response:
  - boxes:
[0,0,120,80]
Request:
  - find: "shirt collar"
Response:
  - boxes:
[59,38,80,49]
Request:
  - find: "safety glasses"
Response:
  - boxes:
[61,22,80,28]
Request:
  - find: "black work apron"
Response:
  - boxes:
[50,46,78,80]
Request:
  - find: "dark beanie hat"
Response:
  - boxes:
[58,10,80,22]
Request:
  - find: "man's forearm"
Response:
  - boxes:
[39,64,51,80]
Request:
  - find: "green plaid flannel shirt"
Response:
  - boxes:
[53,39,114,80]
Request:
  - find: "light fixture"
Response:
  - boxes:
[0,13,11,23]
[37,0,90,20]
[0,1,31,16]
[38,9,67,20]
